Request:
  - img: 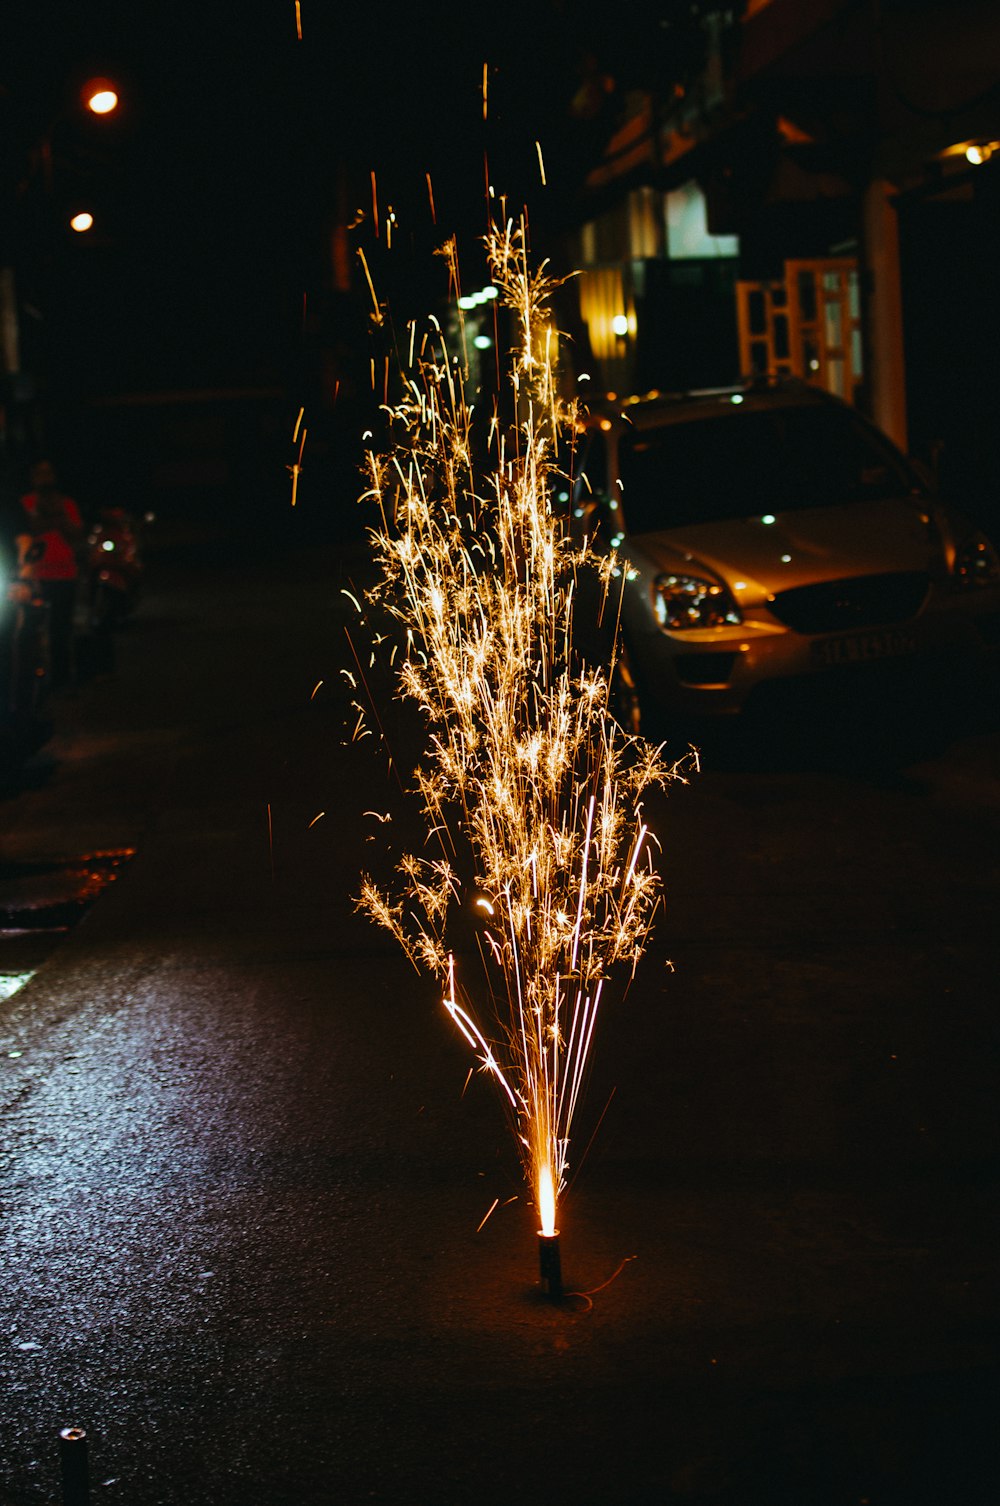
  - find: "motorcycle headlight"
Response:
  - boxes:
[652,571,742,631]
[954,531,1000,588]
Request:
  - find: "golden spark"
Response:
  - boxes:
[357,246,383,325]
[476,1198,500,1233]
[287,408,308,506]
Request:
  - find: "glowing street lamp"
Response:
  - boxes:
[83,79,119,116]
[69,211,94,233]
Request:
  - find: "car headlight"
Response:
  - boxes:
[954,531,1000,588]
[652,571,742,631]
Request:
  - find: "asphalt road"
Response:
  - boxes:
[1,517,998,1505]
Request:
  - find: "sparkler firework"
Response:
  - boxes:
[352,217,685,1274]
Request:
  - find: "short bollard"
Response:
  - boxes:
[58,1426,90,1506]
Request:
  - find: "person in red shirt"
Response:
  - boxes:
[20,459,84,688]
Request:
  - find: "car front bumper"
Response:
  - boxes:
[629,585,1000,721]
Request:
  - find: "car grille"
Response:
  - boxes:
[768,571,930,634]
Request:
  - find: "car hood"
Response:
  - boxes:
[629,497,936,601]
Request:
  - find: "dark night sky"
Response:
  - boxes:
[5,0,615,394]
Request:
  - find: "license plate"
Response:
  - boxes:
[811,627,918,668]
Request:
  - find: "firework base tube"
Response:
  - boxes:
[538,1231,562,1298]
[58,1426,90,1506]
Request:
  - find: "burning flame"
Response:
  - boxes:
[352,217,687,1232]
[537,1162,557,1237]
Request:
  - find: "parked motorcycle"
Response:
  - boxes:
[85,506,144,632]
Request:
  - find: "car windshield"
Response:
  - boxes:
[617,403,919,534]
